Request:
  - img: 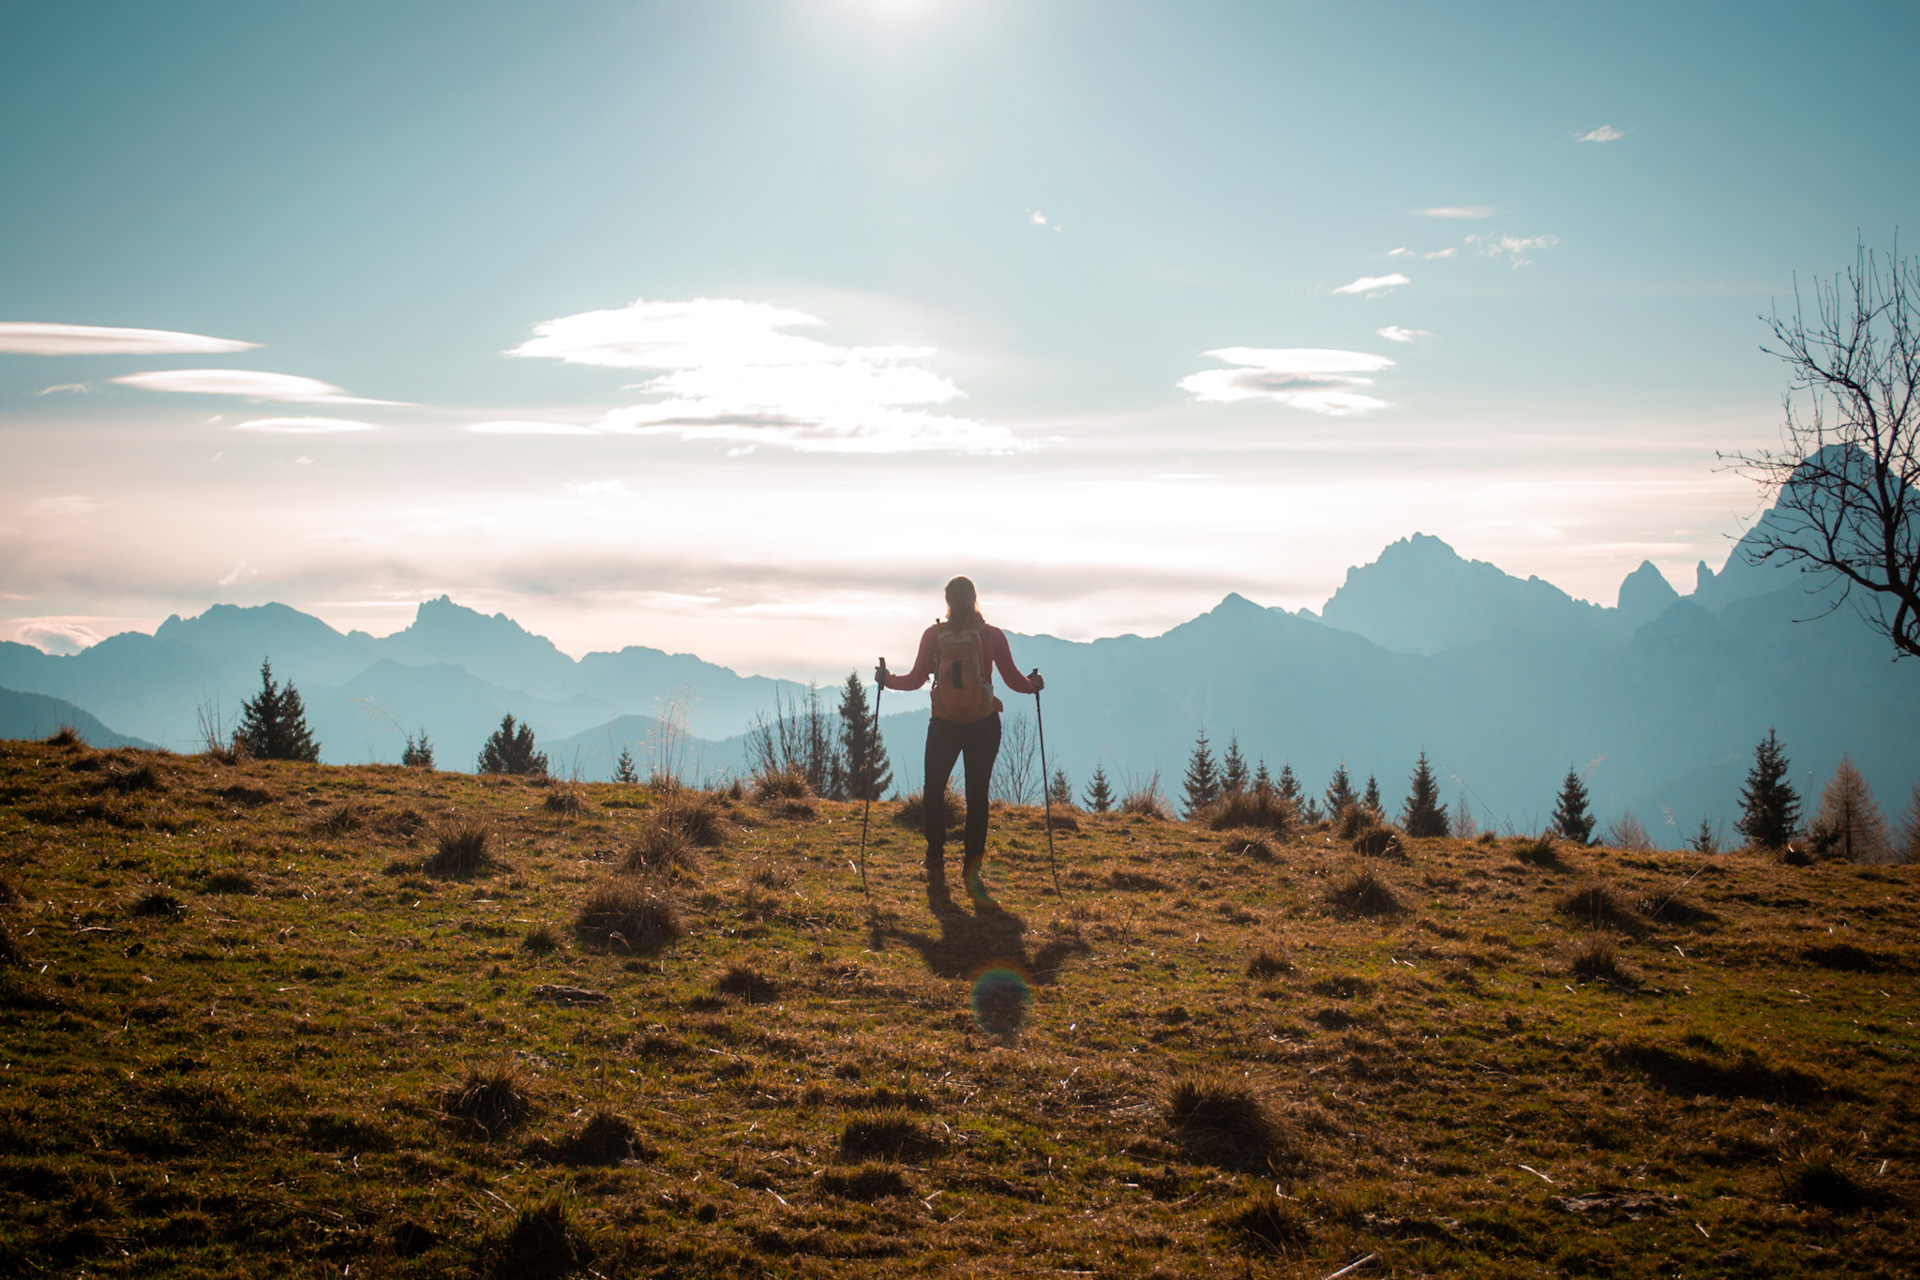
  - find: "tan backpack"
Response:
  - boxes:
[929,621,1001,724]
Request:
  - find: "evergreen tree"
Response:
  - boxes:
[1083,765,1114,813]
[1220,737,1250,795]
[1182,729,1220,817]
[1362,774,1382,814]
[233,659,320,762]
[1401,752,1448,836]
[1736,728,1801,850]
[1687,817,1720,854]
[1275,763,1303,807]
[1324,762,1357,817]
[1551,766,1595,844]
[400,728,434,769]
[613,746,638,784]
[1254,760,1273,791]
[478,714,547,777]
[1809,754,1890,862]
[835,672,891,801]
[1049,768,1072,806]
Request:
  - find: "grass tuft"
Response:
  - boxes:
[751,767,813,802]
[573,878,682,953]
[1351,826,1404,858]
[1166,1075,1297,1175]
[1219,1189,1311,1253]
[713,962,780,1003]
[1570,935,1638,985]
[1326,867,1406,918]
[1558,882,1646,934]
[1203,787,1297,836]
[1245,946,1293,979]
[892,787,961,831]
[623,822,699,879]
[427,822,498,879]
[523,922,562,953]
[1335,804,1383,841]
[131,889,184,919]
[841,1107,936,1158]
[316,803,363,834]
[653,788,732,848]
[1782,1149,1881,1211]
[820,1160,914,1200]
[542,784,588,817]
[203,869,256,895]
[491,1190,590,1277]
[1515,833,1562,867]
[444,1061,534,1139]
[550,1110,649,1166]
[1119,779,1171,820]
[43,726,85,749]
[103,761,162,794]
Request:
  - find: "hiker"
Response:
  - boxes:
[877,576,1042,903]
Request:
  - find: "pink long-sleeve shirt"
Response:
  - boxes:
[882,621,1039,698]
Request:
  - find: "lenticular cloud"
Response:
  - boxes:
[507,297,1021,454]
[1179,348,1394,417]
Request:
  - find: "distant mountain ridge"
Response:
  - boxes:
[3,489,1915,847]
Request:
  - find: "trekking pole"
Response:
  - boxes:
[1032,676,1062,898]
[856,660,884,908]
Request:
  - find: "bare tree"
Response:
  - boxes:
[744,684,838,795]
[991,712,1040,804]
[1730,239,1920,658]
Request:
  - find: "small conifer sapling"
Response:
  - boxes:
[478,714,548,777]
[1400,752,1448,837]
[1182,730,1220,817]
[233,659,320,762]
[613,746,638,785]
[1551,767,1595,845]
[1083,765,1114,813]
[1736,728,1801,850]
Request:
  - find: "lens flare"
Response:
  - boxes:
[969,965,1031,1039]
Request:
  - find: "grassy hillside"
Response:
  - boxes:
[0,737,1914,1278]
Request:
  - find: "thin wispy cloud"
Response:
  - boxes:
[232,417,380,434]
[1417,206,1493,219]
[1386,247,1456,260]
[1377,326,1433,343]
[35,383,89,396]
[1179,347,1395,417]
[1027,209,1061,231]
[509,296,1023,454]
[1469,232,1560,268]
[465,420,602,436]
[111,369,397,405]
[0,322,259,357]
[566,479,631,498]
[1578,124,1625,142]
[1332,273,1411,297]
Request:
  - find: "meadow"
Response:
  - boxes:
[0,736,1914,1277]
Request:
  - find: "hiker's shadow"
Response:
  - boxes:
[874,887,1089,995]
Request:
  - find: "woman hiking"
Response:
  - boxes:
[877,576,1042,905]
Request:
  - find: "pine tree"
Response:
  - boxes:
[835,672,891,801]
[613,746,638,784]
[1809,754,1890,862]
[1362,774,1382,814]
[1736,728,1801,850]
[1254,760,1273,791]
[477,714,547,776]
[233,659,320,762]
[1083,765,1114,813]
[1551,766,1595,844]
[1049,768,1072,806]
[1275,763,1302,807]
[1182,729,1220,817]
[1324,762,1357,817]
[1687,817,1720,854]
[1220,737,1250,795]
[1401,752,1448,836]
[401,728,434,769]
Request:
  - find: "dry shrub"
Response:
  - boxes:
[653,789,732,848]
[131,889,184,920]
[821,1161,913,1201]
[752,767,813,802]
[203,869,256,895]
[1205,786,1297,836]
[1515,833,1562,867]
[542,784,588,817]
[43,727,85,749]
[841,1108,937,1158]
[1326,867,1405,918]
[444,1061,534,1139]
[523,923,562,954]
[574,878,682,953]
[1570,936,1637,985]
[1120,775,1170,820]
[1165,1076,1298,1175]
[714,963,780,1003]
[622,822,699,880]
[1558,883,1645,935]
[427,823,498,878]
[1245,946,1293,979]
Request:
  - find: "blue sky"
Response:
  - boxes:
[4,0,1917,676]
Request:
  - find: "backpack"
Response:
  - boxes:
[929,621,1001,724]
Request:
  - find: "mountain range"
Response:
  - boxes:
[4,480,1916,847]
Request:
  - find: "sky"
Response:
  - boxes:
[4,0,1917,681]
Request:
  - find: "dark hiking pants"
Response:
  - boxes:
[923,712,1000,871]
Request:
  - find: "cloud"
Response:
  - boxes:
[566,480,631,498]
[1386,247,1456,260]
[1417,206,1493,219]
[0,322,259,356]
[110,369,396,405]
[36,383,90,395]
[1179,348,1394,416]
[232,417,380,434]
[465,420,603,436]
[1578,124,1625,142]
[1332,273,1411,297]
[509,296,1023,454]
[1468,232,1561,268]
[1377,326,1433,343]
[10,618,106,655]
[1027,209,1062,232]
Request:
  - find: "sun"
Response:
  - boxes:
[833,0,959,25]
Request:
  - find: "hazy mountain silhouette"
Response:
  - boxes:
[0,686,153,749]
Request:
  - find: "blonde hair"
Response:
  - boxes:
[944,576,982,625]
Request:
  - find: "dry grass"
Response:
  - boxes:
[751,767,813,802]
[891,786,961,830]
[622,821,699,879]
[652,788,732,848]
[1570,935,1638,985]
[1558,882,1646,935]
[1202,786,1297,836]
[1165,1075,1298,1175]
[1245,946,1293,979]
[444,1061,534,1139]
[573,878,682,953]
[1326,866,1406,918]
[1514,832,1563,866]
[523,922,562,953]
[130,888,184,919]
[542,783,589,817]
[546,1110,648,1166]
[427,822,498,878]
[841,1108,937,1158]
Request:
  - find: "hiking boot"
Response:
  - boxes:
[962,856,991,905]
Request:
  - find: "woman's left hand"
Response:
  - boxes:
[1029,669,1044,692]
